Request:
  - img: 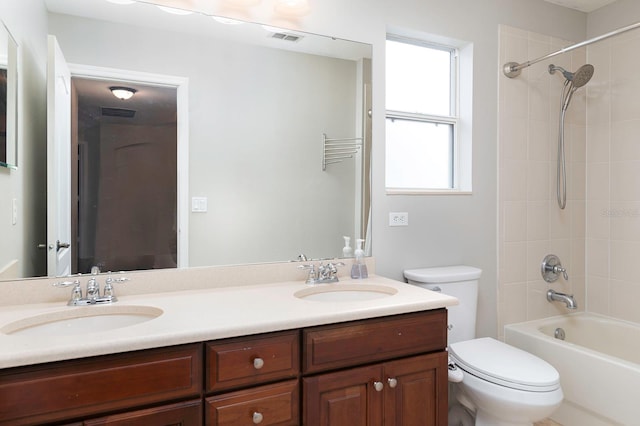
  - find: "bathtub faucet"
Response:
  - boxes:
[547,289,577,309]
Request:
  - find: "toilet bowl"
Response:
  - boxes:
[404,266,563,426]
[449,337,562,426]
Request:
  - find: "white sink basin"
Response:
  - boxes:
[1,305,163,337]
[294,284,397,302]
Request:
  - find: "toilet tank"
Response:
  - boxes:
[403,265,482,344]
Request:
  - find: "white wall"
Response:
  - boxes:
[0,0,48,278]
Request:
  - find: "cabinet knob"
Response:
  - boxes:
[387,377,398,388]
[252,412,264,424]
[373,381,384,392]
[253,357,265,369]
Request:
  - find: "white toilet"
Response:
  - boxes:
[404,265,563,426]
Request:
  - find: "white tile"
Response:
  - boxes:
[610,240,640,282]
[527,240,550,281]
[500,161,527,201]
[586,125,610,163]
[586,238,610,278]
[586,200,610,240]
[611,119,640,161]
[586,162,609,201]
[610,279,640,323]
[503,242,527,284]
[586,275,609,314]
[500,117,528,161]
[527,201,550,241]
[610,160,640,202]
[503,201,527,242]
[527,162,550,201]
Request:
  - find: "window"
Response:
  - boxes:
[385,36,463,193]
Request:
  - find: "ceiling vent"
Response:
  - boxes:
[270,32,302,42]
[101,107,136,118]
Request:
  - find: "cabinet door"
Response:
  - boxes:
[383,352,448,426]
[303,364,383,426]
[83,399,202,426]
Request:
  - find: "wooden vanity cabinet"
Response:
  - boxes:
[302,309,448,426]
[0,344,202,426]
[0,309,447,426]
[204,330,300,426]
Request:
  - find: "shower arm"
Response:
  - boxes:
[503,21,640,78]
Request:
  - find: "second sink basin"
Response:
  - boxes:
[294,283,398,302]
[1,305,163,337]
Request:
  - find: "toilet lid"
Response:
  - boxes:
[449,337,560,392]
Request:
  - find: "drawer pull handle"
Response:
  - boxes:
[373,381,384,392]
[253,412,264,424]
[387,377,398,388]
[253,357,265,370]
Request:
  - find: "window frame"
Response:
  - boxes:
[385,35,464,194]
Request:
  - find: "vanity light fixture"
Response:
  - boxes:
[222,0,262,6]
[274,0,310,16]
[156,5,193,15]
[110,86,137,100]
[212,16,245,25]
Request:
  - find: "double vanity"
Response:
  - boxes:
[0,261,457,425]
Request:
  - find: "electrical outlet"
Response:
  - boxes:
[389,212,408,227]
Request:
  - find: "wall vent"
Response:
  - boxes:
[101,107,136,118]
[270,32,302,42]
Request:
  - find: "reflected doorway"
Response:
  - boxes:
[72,77,178,274]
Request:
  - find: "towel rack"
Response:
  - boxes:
[322,133,363,171]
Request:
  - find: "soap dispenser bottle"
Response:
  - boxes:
[350,238,368,279]
[342,236,353,258]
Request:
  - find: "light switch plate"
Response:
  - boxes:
[191,197,208,213]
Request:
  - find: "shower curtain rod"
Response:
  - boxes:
[503,20,640,78]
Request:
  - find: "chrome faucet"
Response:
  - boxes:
[53,270,130,306]
[547,289,577,309]
[298,262,344,284]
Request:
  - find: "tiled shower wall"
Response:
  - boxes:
[499,25,640,336]
[585,30,640,323]
[498,26,587,338]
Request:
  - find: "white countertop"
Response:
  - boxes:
[0,275,457,369]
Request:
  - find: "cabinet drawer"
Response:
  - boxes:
[303,310,446,373]
[0,344,202,425]
[206,379,299,426]
[84,399,202,426]
[206,330,299,392]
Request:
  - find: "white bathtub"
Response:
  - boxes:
[505,313,640,426]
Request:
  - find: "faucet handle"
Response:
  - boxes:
[541,254,568,282]
[103,275,130,300]
[298,264,317,284]
[53,280,82,303]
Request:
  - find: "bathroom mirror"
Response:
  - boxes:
[1,0,371,280]
[0,20,17,169]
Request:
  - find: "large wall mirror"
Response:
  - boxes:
[5,0,372,280]
[0,20,17,169]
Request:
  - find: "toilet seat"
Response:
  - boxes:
[449,337,560,392]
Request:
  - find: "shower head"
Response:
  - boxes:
[571,64,594,88]
[548,64,594,88]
